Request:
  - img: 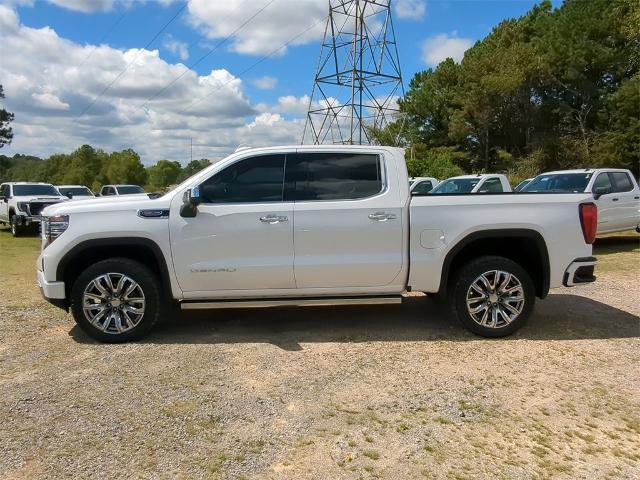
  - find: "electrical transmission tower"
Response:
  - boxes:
[303,0,404,145]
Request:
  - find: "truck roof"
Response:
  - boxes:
[2,181,55,185]
[539,168,632,175]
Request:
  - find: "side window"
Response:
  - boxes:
[412,180,433,194]
[0,185,7,197]
[481,178,503,193]
[200,154,285,204]
[285,152,382,201]
[610,172,634,193]
[592,173,612,193]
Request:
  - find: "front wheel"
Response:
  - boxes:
[70,258,162,343]
[10,215,23,237]
[451,256,535,338]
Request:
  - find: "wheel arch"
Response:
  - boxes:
[57,237,173,300]
[439,229,550,299]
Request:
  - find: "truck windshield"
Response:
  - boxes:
[13,185,60,196]
[431,178,480,194]
[522,173,592,193]
[58,187,93,197]
[117,186,145,194]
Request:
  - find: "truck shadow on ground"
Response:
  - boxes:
[70,294,639,350]
[594,234,639,254]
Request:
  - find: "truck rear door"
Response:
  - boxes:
[286,151,404,289]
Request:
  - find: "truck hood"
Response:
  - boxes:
[14,195,68,202]
[42,194,171,216]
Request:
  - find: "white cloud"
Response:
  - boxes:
[251,76,278,90]
[421,33,473,66]
[186,0,327,56]
[0,5,305,164]
[31,92,70,110]
[48,0,116,13]
[163,34,189,61]
[395,0,426,20]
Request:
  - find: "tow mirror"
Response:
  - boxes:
[65,192,73,199]
[594,186,610,200]
[180,186,201,218]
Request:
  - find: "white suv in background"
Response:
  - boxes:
[409,177,439,194]
[522,169,640,234]
[0,182,68,236]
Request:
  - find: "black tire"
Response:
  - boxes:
[10,215,23,237]
[70,258,162,343]
[451,255,535,338]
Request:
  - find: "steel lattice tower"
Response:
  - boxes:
[302,0,404,145]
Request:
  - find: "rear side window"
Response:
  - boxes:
[200,154,285,204]
[610,172,634,193]
[480,178,503,193]
[412,180,433,194]
[285,153,382,201]
[592,173,612,192]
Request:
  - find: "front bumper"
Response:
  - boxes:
[563,256,597,287]
[36,268,68,310]
[16,214,43,226]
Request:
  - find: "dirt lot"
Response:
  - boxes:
[0,228,638,480]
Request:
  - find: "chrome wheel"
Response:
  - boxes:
[466,270,525,329]
[82,273,146,334]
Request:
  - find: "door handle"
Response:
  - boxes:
[260,215,288,224]
[612,198,619,202]
[368,212,396,221]
[634,196,639,200]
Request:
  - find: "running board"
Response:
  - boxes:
[180,296,403,310]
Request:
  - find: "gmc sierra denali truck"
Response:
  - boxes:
[37,145,598,343]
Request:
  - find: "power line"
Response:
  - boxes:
[139,0,277,110]
[76,1,188,118]
[176,16,327,117]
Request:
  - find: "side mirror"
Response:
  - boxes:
[2,196,8,203]
[180,186,202,218]
[594,186,610,200]
[66,192,73,199]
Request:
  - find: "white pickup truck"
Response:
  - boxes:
[0,182,68,236]
[37,146,598,343]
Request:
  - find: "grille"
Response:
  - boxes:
[28,202,57,216]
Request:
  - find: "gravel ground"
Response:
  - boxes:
[0,230,638,479]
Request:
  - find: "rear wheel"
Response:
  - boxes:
[451,255,535,337]
[70,258,162,343]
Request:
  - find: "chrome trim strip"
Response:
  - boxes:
[181,296,403,310]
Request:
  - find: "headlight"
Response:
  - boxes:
[42,215,69,247]
[17,201,29,212]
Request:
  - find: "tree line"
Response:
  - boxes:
[373,0,639,183]
[0,145,212,192]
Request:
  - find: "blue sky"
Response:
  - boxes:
[0,0,560,164]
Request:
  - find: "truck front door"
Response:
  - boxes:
[170,154,295,295]
[285,151,404,289]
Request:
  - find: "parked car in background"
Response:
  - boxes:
[430,174,512,194]
[57,185,95,200]
[0,182,67,236]
[98,185,145,196]
[409,177,439,195]
[521,169,640,234]
[37,145,597,343]
[514,178,534,192]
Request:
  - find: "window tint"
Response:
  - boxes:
[412,180,433,194]
[285,153,382,201]
[58,187,93,196]
[0,185,7,197]
[523,173,592,193]
[592,173,612,193]
[480,178,503,193]
[610,172,634,193]
[13,184,60,196]
[431,178,480,194]
[117,185,145,195]
[200,154,285,203]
